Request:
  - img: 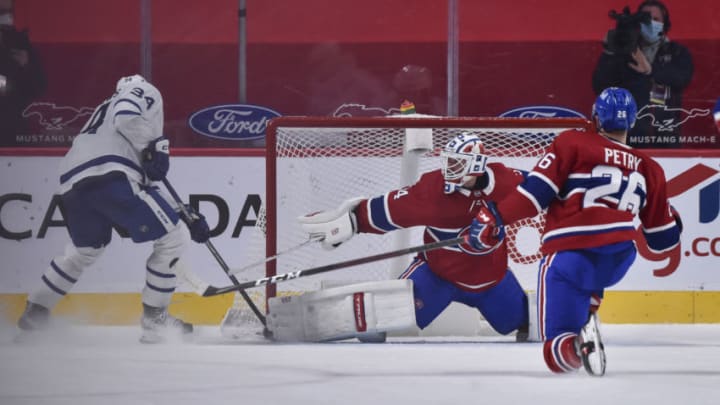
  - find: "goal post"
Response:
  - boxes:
[228,116,592,338]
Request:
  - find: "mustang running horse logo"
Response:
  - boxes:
[22,102,94,130]
[332,103,400,117]
[636,105,710,132]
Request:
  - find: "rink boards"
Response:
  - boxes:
[1,152,719,325]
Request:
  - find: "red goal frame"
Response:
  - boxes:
[262,116,592,302]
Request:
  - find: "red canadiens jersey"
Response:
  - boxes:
[498,129,681,255]
[354,163,524,292]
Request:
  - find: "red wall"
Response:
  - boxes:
[12,0,720,148]
[22,0,720,43]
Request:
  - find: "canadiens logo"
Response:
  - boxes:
[457,226,501,256]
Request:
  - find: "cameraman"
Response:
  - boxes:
[592,0,693,149]
[0,0,47,144]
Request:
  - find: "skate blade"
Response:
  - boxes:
[139,329,194,344]
[581,347,607,376]
[580,314,607,376]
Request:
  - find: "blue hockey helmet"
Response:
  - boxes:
[592,87,637,132]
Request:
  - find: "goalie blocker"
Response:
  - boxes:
[267,279,417,342]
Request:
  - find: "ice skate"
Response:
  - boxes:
[14,302,52,343]
[140,304,193,344]
[578,312,606,376]
[515,323,530,342]
[17,302,50,331]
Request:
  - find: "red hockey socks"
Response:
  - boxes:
[543,332,582,373]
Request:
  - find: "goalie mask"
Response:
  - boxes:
[441,132,488,194]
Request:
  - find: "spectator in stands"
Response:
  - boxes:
[592,0,693,149]
[0,0,47,144]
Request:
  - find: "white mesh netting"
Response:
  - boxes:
[223,116,590,337]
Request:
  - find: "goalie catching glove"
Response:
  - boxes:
[468,201,505,252]
[298,197,365,249]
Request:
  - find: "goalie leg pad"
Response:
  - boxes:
[267,279,416,342]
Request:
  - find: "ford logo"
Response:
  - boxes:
[499,105,586,119]
[188,104,281,141]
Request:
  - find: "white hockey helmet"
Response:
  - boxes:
[440,132,488,191]
[116,74,146,92]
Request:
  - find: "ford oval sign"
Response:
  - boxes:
[499,105,586,119]
[188,104,281,141]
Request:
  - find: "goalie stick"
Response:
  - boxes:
[181,236,466,297]
[161,178,267,326]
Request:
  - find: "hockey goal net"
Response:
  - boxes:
[225,116,592,337]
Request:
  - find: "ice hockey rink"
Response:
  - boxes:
[1,323,718,405]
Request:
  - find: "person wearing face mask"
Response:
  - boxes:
[592,0,694,149]
[0,0,47,144]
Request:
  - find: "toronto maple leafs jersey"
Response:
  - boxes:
[496,129,681,255]
[354,163,524,292]
[58,81,164,193]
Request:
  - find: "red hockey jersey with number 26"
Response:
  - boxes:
[497,130,681,255]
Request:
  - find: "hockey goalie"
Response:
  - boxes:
[266,133,537,343]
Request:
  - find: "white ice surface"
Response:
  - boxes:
[1,322,719,405]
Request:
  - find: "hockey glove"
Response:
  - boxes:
[181,204,210,244]
[141,138,170,181]
[298,197,364,250]
[468,201,505,252]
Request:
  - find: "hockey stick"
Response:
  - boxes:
[227,236,320,275]
[185,236,466,297]
[161,178,267,326]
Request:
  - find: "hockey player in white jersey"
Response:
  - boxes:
[16,75,210,343]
